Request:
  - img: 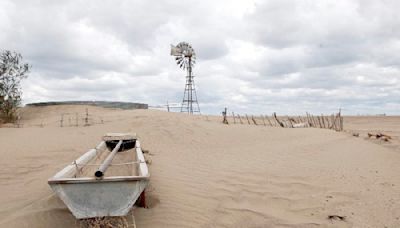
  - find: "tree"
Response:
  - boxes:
[0,50,30,122]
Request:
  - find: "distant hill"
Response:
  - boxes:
[25,101,148,110]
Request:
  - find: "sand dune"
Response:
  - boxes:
[0,105,399,227]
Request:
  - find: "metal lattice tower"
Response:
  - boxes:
[170,42,200,114]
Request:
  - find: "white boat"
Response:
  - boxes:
[48,133,150,219]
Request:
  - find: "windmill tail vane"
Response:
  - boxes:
[170,44,182,56]
[170,42,201,114]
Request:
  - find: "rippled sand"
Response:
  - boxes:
[0,105,399,227]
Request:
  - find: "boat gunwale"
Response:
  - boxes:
[48,135,150,185]
[48,175,150,184]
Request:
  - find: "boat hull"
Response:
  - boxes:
[48,133,150,219]
[50,179,148,219]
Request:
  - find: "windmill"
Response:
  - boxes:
[170,42,201,114]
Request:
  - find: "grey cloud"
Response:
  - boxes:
[1,0,399,114]
[194,39,229,61]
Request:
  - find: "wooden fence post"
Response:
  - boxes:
[251,115,258,125]
[297,116,303,124]
[333,113,338,130]
[287,116,293,128]
[311,113,316,127]
[273,112,284,127]
[245,114,251,125]
[271,114,277,127]
[237,114,243,124]
[325,115,330,128]
[60,114,64,127]
[222,107,229,124]
[306,112,311,127]
[313,115,317,127]
[85,108,89,126]
[261,115,266,126]
[265,115,273,126]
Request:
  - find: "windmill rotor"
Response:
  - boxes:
[170,42,196,71]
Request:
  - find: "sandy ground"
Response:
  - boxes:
[343,116,400,153]
[0,105,399,228]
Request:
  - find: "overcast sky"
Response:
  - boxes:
[1,0,399,114]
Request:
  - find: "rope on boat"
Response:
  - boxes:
[73,160,83,177]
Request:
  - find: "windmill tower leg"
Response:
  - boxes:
[180,74,190,113]
[180,58,200,114]
[188,59,193,114]
[192,79,201,113]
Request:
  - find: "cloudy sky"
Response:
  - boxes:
[1,0,399,114]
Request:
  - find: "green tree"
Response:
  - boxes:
[0,50,30,122]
